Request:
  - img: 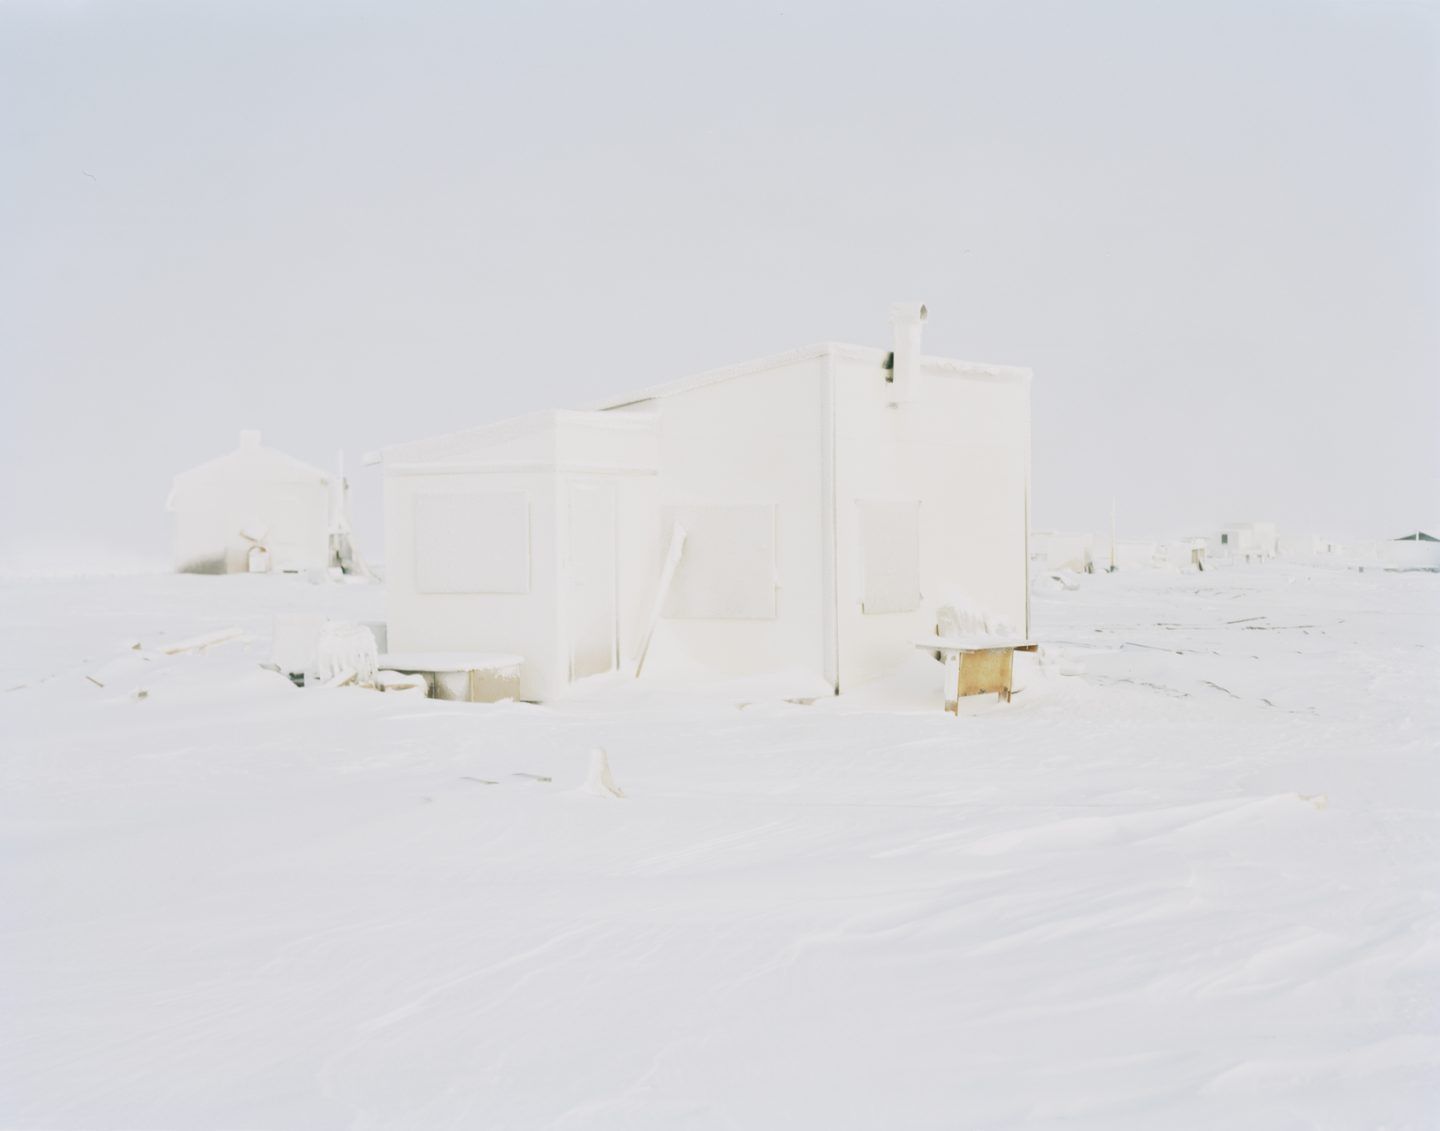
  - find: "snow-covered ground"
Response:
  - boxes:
[2,565,1437,1129]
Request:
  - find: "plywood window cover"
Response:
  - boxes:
[413,490,531,595]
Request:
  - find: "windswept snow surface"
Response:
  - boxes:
[2,566,1437,1128]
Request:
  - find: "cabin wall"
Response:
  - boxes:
[628,355,831,684]
[832,355,1031,690]
[1383,538,1440,570]
[1210,523,1277,562]
[172,476,331,574]
[382,411,660,701]
[384,469,565,701]
[610,473,662,666]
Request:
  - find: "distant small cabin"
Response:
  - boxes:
[1030,531,1094,574]
[1384,531,1440,570]
[166,431,342,574]
[1209,521,1277,563]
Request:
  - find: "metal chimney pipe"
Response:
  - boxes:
[888,302,928,404]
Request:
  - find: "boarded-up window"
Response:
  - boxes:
[858,499,921,614]
[662,503,777,619]
[413,491,530,594]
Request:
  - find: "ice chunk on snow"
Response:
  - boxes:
[315,622,377,688]
[581,748,625,799]
[1032,569,1080,593]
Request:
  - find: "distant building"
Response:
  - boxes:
[1162,539,1208,570]
[1383,532,1440,570]
[1209,521,1277,563]
[166,431,345,575]
[1030,531,1094,574]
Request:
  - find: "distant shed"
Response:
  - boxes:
[1384,532,1440,570]
[1031,531,1094,574]
[1209,521,1277,563]
[167,431,341,574]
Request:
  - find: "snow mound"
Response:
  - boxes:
[581,747,626,799]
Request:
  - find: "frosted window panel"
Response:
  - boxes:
[413,491,530,595]
[662,503,777,620]
[858,499,921,614]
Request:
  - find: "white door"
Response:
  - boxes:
[567,481,618,681]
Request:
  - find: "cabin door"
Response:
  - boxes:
[567,481,618,681]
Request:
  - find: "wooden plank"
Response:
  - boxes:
[921,636,1034,653]
[634,524,687,677]
[955,647,1014,707]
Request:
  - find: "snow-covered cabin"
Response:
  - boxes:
[167,431,342,575]
[1383,532,1440,570]
[1030,531,1094,574]
[1151,539,1207,571]
[374,307,1032,701]
[1209,521,1277,563]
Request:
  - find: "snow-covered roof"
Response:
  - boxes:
[168,432,332,510]
[593,341,1031,411]
[368,341,1030,469]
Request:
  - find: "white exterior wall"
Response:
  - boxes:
[1213,522,1278,562]
[1383,539,1440,570]
[833,354,1030,690]
[634,356,831,683]
[1211,525,1257,562]
[611,476,663,665]
[169,441,333,574]
[1158,539,1206,570]
[381,414,660,701]
[384,469,564,700]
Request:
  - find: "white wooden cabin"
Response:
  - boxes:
[1383,532,1440,570]
[377,411,660,701]
[167,431,341,574]
[374,306,1032,700]
[1209,521,1278,563]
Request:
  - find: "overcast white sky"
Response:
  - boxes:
[2,0,1436,569]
